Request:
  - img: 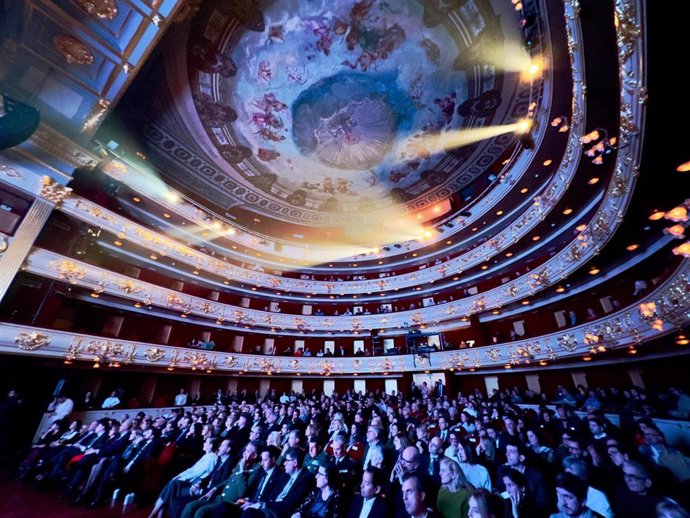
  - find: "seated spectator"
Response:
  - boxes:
[101,390,120,409]
[495,441,550,516]
[551,471,602,518]
[612,460,661,518]
[500,468,538,518]
[656,498,690,518]
[401,472,442,518]
[437,457,471,518]
[468,488,507,518]
[638,425,690,486]
[668,388,690,419]
[175,389,188,406]
[562,456,612,518]
[291,463,342,518]
[346,467,388,518]
[147,437,220,518]
[458,442,492,491]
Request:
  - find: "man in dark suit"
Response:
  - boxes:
[46,418,110,482]
[400,473,443,518]
[169,439,235,518]
[329,435,358,494]
[420,437,443,486]
[208,445,288,518]
[180,441,261,518]
[346,467,388,518]
[496,441,550,517]
[241,447,314,518]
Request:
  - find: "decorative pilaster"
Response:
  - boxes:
[0,198,53,301]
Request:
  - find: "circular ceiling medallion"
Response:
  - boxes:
[53,35,94,66]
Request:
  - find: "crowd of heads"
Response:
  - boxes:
[4,381,690,518]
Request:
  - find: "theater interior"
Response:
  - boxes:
[0,0,689,514]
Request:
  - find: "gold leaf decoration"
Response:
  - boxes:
[15,331,51,351]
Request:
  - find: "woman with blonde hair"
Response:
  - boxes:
[437,457,473,518]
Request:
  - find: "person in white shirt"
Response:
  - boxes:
[175,389,188,406]
[101,390,121,409]
[457,442,492,490]
[147,437,220,518]
[47,395,74,424]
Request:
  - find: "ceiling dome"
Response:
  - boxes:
[159,0,535,230]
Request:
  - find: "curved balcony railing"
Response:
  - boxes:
[4,257,690,374]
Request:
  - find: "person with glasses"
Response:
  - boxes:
[291,463,342,518]
[612,460,661,518]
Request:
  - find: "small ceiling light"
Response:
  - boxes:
[665,206,689,223]
[163,213,171,219]
[492,309,500,315]
[576,224,587,232]
[520,188,528,194]
[563,208,573,215]
[555,286,566,293]
[672,242,690,257]
[481,265,488,270]
[588,177,600,185]
[676,161,690,172]
[676,334,689,346]
[522,300,530,305]
[627,347,638,355]
[543,159,553,166]
[446,240,452,245]
[132,197,141,203]
[134,302,142,308]
[114,240,122,246]
[496,210,504,216]
[582,355,592,361]
[589,266,600,275]
[150,254,158,260]
[649,210,665,221]
[626,243,639,251]
[664,225,686,239]
[538,360,548,366]
[506,252,513,257]
[532,235,540,241]
[90,292,100,298]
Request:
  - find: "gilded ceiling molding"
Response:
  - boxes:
[15,331,51,351]
[1,260,689,372]
[38,177,73,206]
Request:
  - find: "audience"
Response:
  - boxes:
[4,380,690,518]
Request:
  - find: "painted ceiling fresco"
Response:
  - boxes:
[175,0,529,224]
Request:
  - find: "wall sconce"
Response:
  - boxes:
[550,116,569,133]
[672,242,690,258]
[580,129,617,165]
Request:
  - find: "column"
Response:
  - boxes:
[0,198,53,302]
[525,373,541,393]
